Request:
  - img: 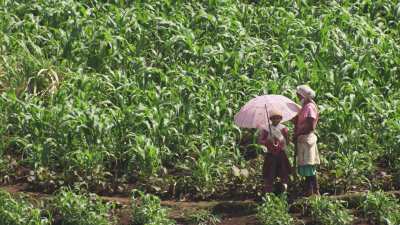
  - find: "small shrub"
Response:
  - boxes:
[53,189,114,225]
[360,191,400,225]
[307,196,353,225]
[330,151,375,192]
[257,193,294,225]
[189,209,221,225]
[131,189,175,225]
[0,190,51,225]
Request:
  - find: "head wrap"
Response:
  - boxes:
[269,108,282,119]
[296,85,316,100]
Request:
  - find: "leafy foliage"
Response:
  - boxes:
[359,191,400,225]
[131,189,175,225]
[307,196,353,225]
[52,189,115,225]
[0,190,51,225]
[257,193,294,225]
[0,0,399,196]
[188,209,221,225]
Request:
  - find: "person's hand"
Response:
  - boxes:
[260,145,268,153]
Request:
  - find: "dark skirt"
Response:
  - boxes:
[263,151,292,184]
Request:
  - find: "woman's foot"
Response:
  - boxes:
[304,176,319,196]
[282,183,288,192]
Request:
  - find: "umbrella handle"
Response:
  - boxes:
[264,104,272,134]
[293,141,298,180]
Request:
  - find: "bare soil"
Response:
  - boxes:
[1,183,398,225]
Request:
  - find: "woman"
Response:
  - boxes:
[293,85,320,196]
[258,109,292,193]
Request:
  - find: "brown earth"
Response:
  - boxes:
[1,183,398,225]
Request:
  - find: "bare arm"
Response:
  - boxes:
[282,127,289,145]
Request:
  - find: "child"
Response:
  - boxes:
[258,109,292,193]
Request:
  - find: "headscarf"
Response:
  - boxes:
[269,108,282,119]
[296,85,316,100]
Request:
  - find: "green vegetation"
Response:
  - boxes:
[359,191,400,225]
[52,189,115,225]
[257,194,294,225]
[131,189,175,225]
[307,196,353,225]
[0,190,50,225]
[0,0,399,197]
[188,209,221,225]
[0,0,400,223]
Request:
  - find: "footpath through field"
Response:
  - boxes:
[1,183,399,225]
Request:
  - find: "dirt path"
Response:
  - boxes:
[2,183,398,225]
[0,183,261,225]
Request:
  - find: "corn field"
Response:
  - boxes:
[0,0,400,224]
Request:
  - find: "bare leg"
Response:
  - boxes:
[264,180,273,193]
[304,176,313,197]
[310,175,320,195]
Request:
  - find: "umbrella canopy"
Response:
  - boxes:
[234,94,301,129]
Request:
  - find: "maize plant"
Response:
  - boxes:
[257,193,294,225]
[359,191,400,225]
[307,196,354,225]
[52,188,115,225]
[0,0,399,198]
[0,190,51,225]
